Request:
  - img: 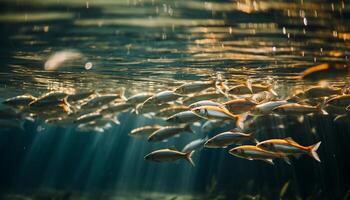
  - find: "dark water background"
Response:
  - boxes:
[0,0,350,199]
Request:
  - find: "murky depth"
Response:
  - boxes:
[0,0,350,199]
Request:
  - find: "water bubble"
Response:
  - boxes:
[272,46,277,52]
[85,62,93,70]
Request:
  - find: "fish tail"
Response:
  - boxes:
[59,98,72,113]
[184,124,195,133]
[185,150,195,167]
[119,87,127,101]
[215,81,229,97]
[308,141,321,162]
[248,132,259,144]
[316,103,328,115]
[245,79,253,93]
[269,88,278,96]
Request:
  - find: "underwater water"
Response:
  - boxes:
[0,0,350,199]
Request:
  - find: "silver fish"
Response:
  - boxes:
[126,93,153,105]
[174,81,215,94]
[148,124,193,142]
[144,148,195,167]
[166,111,202,123]
[204,130,257,148]
[129,125,162,137]
[182,136,208,153]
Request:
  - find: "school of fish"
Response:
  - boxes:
[1,66,350,167]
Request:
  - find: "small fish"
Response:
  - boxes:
[148,124,193,142]
[80,94,121,110]
[192,105,247,129]
[174,81,216,94]
[228,145,290,165]
[333,114,350,123]
[144,148,195,167]
[135,103,171,115]
[201,120,228,133]
[75,123,105,133]
[228,84,252,95]
[142,91,184,106]
[323,105,348,115]
[272,103,326,115]
[166,111,202,123]
[182,136,208,153]
[189,100,223,109]
[74,112,103,124]
[45,116,74,126]
[251,84,271,93]
[155,105,189,118]
[29,91,68,108]
[251,100,290,115]
[129,125,162,137]
[300,63,350,80]
[223,99,257,114]
[279,181,290,199]
[301,86,342,98]
[126,93,153,105]
[326,95,350,107]
[204,130,257,148]
[191,105,238,121]
[67,91,96,102]
[250,91,275,104]
[257,138,321,162]
[181,92,225,105]
[100,102,133,115]
[44,49,82,71]
[88,117,120,127]
[2,94,37,108]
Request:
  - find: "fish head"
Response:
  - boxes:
[229,147,244,156]
[191,107,208,117]
[174,86,185,94]
[147,135,157,142]
[203,139,214,148]
[144,153,154,161]
[166,115,179,123]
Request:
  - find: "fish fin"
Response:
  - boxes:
[283,156,291,165]
[185,150,195,167]
[184,124,195,133]
[263,159,274,165]
[333,114,346,122]
[297,115,304,123]
[192,122,201,127]
[119,87,127,101]
[236,113,248,130]
[249,133,259,144]
[269,88,278,96]
[310,127,316,135]
[111,116,120,125]
[277,124,286,129]
[245,79,253,93]
[308,141,321,162]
